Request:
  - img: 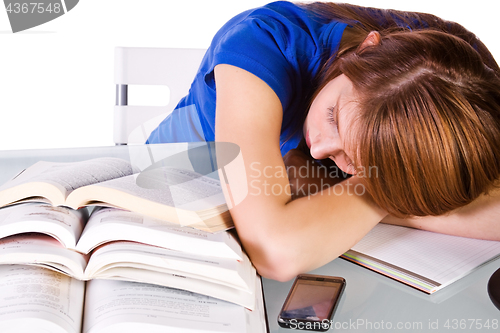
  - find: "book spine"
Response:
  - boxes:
[341,251,440,294]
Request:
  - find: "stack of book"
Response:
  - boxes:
[0,157,267,333]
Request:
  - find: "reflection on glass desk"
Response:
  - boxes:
[264,258,500,332]
[1,144,499,332]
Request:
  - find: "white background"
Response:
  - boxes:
[0,0,498,151]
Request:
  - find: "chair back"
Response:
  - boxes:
[114,47,206,144]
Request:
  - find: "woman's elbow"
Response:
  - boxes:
[244,241,303,282]
[233,212,309,281]
[254,261,298,282]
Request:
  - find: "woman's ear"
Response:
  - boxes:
[359,31,381,50]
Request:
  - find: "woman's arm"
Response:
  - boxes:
[214,64,387,281]
[382,188,500,241]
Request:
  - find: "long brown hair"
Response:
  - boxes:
[302,2,500,217]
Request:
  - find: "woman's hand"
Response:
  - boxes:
[283,148,348,199]
[382,187,500,241]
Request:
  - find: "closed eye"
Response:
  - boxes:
[327,106,336,124]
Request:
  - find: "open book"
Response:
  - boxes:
[342,223,500,293]
[0,157,232,232]
[0,265,267,333]
[0,202,256,309]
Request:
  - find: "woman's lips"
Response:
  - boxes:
[305,130,311,149]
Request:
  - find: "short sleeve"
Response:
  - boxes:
[211,15,296,110]
[202,2,347,114]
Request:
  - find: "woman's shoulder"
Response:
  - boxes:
[201,2,347,118]
[210,1,347,71]
[213,1,338,43]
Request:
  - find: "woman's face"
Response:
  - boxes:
[303,74,358,175]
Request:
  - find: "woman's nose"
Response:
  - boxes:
[310,136,342,160]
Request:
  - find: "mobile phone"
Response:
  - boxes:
[277,274,346,331]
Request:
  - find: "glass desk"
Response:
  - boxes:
[1,144,499,332]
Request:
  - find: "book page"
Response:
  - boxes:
[90,266,256,310]
[350,224,500,285]
[92,167,226,211]
[63,166,232,231]
[0,265,85,333]
[0,233,89,280]
[246,277,268,333]
[0,157,137,199]
[0,202,86,249]
[76,207,242,259]
[86,240,253,291]
[83,279,247,333]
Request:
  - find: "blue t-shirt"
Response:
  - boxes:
[147,1,348,156]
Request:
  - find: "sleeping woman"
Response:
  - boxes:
[147,1,500,281]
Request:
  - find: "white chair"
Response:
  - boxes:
[113,47,206,145]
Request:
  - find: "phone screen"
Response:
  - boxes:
[278,274,345,330]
